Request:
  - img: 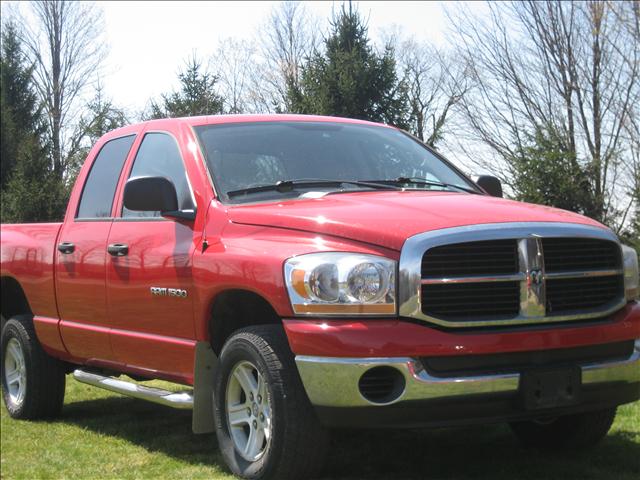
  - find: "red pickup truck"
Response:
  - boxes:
[1,114,639,479]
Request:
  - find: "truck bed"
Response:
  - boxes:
[1,223,63,320]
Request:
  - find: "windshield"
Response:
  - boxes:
[194,121,478,204]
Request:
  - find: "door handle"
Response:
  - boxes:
[107,243,129,257]
[57,242,75,254]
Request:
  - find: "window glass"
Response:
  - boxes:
[195,122,477,204]
[76,135,135,219]
[122,132,194,218]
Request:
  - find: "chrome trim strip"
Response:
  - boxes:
[544,269,623,279]
[399,222,625,328]
[421,273,525,284]
[296,344,640,408]
[73,369,193,409]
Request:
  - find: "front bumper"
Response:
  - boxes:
[296,340,640,428]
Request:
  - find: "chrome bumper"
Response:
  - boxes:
[295,340,640,408]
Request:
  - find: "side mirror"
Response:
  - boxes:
[124,176,178,212]
[123,176,195,220]
[474,175,503,198]
[124,177,196,221]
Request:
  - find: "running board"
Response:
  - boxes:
[73,369,193,410]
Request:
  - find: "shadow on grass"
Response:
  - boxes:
[59,396,639,480]
[61,395,221,467]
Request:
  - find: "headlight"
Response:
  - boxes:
[284,253,396,315]
[622,245,639,301]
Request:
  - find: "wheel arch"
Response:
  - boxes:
[193,288,283,435]
[1,277,32,329]
[207,289,283,357]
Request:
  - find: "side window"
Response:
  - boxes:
[122,132,194,218]
[76,135,136,219]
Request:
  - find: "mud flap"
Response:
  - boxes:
[192,341,218,433]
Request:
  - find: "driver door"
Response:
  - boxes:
[106,131,198,381]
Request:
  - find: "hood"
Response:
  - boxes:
[226,191,606,251]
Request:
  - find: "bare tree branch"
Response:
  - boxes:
[19,0,106,179]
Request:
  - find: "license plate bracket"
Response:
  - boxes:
[520,366,582,410]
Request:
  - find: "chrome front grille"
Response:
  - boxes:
[546,276,623,314]
[542,237,621,272]
[398,223,626,328]
[421,239,518,277]
[421,281,520,319]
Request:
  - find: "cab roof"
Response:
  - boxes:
[106,114,393,139]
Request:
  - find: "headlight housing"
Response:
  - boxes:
[284,253,396,315]
[622,245,639,301]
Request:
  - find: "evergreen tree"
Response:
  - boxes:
[0,23,47,189]
[621,176,640,253]
[509,124,597,217]
[65,84,129,182]
[289,3,410,128]
[148,55,224,119]
[0,22,64,222]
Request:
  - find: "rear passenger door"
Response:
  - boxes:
[56,134,136,362]
[106,131,198,382]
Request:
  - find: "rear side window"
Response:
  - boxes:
[122,132,194,218]
[76,135,136,219]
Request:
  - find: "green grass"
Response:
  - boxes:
[1,377,639,479]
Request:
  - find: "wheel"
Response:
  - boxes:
[509,408,617,449]
[1,315,66,419]
[213,325,329,480]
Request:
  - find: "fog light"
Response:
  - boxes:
[358,366,406,405]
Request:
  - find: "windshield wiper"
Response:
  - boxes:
[361,177,480,194]
[226,179,400,198]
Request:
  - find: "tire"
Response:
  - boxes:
[1,315,66,419]
[509,408,617,449]
[213,325,329,480]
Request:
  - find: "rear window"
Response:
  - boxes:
[76,135,135,219]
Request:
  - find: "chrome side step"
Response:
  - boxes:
[73,369,193,410]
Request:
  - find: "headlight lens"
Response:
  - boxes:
[285,253,396,315]
[622,245,639,301]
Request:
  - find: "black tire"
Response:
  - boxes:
[509,408,617,449]
[1,315,66,419]
[213,325,329,480]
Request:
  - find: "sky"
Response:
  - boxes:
[3,0,487,171]
[96,1,455,113]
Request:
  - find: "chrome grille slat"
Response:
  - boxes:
[544,269,623,279]
[398,222,626,328]
[421,273,525,284]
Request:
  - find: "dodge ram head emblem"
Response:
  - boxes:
[150,287,188,298]
[528,269,543,286]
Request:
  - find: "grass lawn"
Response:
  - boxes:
[1,376,639,479]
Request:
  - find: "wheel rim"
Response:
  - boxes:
[4,338,27,407]
[225,360,272,462]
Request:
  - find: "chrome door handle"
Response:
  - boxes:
[57,242,75,254]
[107,243,129,257]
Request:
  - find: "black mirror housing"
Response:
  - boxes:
[123,176,179,213]
[474,175,503,198]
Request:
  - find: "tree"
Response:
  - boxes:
[147,55,224,119]
[0,22,65,222]
[213,38,256,114]
[65,84,128,181]
[288,3,410,128]
[20,0,107,181]
[509,123,595,214]
[387,33,469,147]
[451,1,639,232]
[249,1,319,113]
[1,23,45,190]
